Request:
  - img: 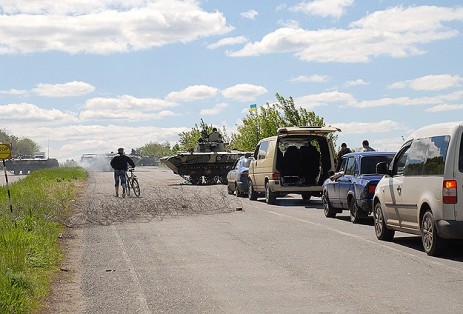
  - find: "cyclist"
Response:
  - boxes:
[110,148,135,197]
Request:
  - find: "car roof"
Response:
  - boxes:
[342,151,396,158]
[407,121,463,140]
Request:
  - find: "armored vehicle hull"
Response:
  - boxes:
[161,151,247,184]
[4,158,59,175]
[161,139,249,184]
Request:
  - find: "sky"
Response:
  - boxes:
[0,0,462,163]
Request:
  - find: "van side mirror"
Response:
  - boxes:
[376,162,389,175]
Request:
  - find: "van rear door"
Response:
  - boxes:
[455,130,463,221]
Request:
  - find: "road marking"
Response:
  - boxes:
[111,225,151,313]
[261,207,463,275]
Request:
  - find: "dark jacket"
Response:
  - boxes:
[110,154,135,171]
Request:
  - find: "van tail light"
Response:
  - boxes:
[443,180,457,204]
[368,184,377,195]
[272,171,280,180]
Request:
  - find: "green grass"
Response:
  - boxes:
[0,167,87,313]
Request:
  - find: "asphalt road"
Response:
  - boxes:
[48,166,463,314]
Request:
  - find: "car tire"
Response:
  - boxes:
[265,181,276,205]
[322,192,336,218]
[227,183,234,195]
[235,183,242,197]
[349,198,361,224]
[301,193,311,201]
[421,210,446,256]
[373,202,395,241]
[248,181,258,201]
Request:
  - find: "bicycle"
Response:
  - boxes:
[125,168,140,197]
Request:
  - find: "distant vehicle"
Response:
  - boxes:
[248,126,340,204]
[161,133,249,185]
[3,152,59,175]
[226,156,252,197]
[322,151,395,223]
[373,121,463,256]
[80,153,113,172]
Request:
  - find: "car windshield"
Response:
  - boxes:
[360,155,394,174]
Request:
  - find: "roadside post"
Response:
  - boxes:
[250,103,259,145]
[0,143,13,213]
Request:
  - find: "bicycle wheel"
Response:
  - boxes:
[125,175,131,196]
[132,178,140,197]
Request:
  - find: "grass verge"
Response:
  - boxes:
[0,167,87,314]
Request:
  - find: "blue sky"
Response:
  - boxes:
[0,0,462,162]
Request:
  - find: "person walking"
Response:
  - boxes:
[110,148,135,197]
[361,140,375,152]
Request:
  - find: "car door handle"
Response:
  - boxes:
[396,186,401,193]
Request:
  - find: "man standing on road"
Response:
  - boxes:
[110,148,135,198]
[361,140,375,152]
[337,142,352,164]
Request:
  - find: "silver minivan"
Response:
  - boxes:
[373,122,463,256]
[248,126,339,204]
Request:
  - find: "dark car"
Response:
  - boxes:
[227,156,252,197]
[322,151,395,223]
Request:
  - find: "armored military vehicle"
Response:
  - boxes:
[161,137,249,185]
[3,152,59,175]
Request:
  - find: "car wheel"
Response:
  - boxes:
[322,192,336,218]
[373,202,395,241]
[248,181,258,201]
[301,193,311,201]
[421,210,446,256]
[265,181,276,205]
[235,183,241,197]
[227,183,234,195]
[349,198,361,224]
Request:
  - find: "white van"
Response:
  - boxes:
[248,126,339,204]
[373,122,463,256]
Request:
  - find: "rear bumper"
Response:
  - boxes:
[269,180,323,194]
[436,220,463,239]
[237,181,249,193]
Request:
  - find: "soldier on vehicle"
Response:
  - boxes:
[208,127,223,142]
[110,148,135,198]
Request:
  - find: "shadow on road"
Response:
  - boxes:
[393,236,463,261]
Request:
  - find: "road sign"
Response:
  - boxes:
[0,143,12,159]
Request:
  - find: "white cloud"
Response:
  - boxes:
[207,36,248,49]
[80,95,177,120]
[0,103,78,122]
[388,74,463,91]
[289,75,329,83]
[200,103,228,116]
[426,104,463,112]
[165,85,218,102]
[241,9,258,20]
[291,0,354,18]
[348,91,463,108]
[229,6,463,63]
[345,79,369,87]
[32,81,95,97]
[0,0,233,54]
[221,84,268,102]
[295,91,356,109]
[331,120,410,135]
[0,89,27,95]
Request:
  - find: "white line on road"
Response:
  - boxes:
[111,225,151,314]
[262,207,463,275]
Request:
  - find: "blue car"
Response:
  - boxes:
[227,156,252,197]
[322,151,395,223]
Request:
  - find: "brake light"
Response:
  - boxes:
[272,171,280,180]
[443,180,457,204]
[240,173,248,179]
[368,184,376,194]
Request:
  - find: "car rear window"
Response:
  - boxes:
[360,155,394,174]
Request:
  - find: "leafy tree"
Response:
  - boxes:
[229,93,329,151]
[0,129,41,158]
[139,141,173,157]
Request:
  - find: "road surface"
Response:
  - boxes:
[42,166,463,314]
